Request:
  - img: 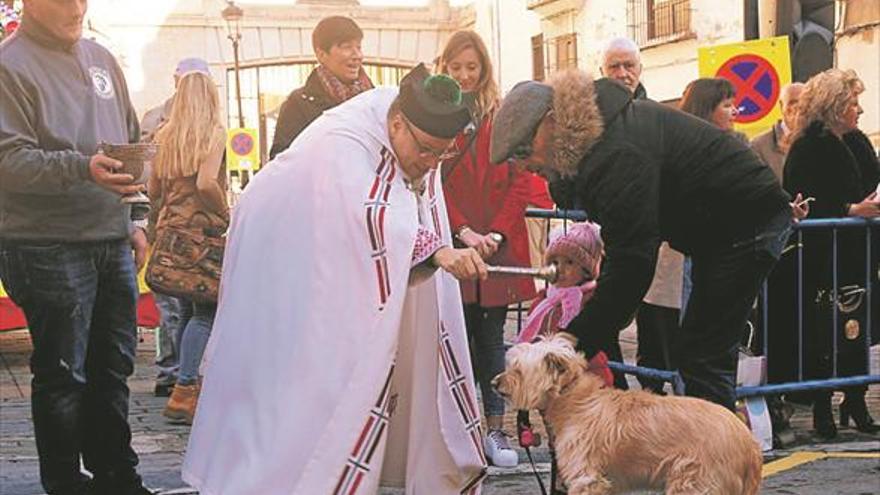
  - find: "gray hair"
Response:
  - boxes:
[779,82,805,107]
[601,37,641,64]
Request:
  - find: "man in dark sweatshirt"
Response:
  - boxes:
[490,70,798,412]
[0,1,152,494]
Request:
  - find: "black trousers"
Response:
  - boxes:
[676,208,793,411]
[636,303,680,393]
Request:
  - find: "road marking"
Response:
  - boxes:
[763,451,880,478]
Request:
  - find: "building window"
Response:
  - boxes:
[627,0,692,46]
[532,32,578,81]
[532,34,545,81]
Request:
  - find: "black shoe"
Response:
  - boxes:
[154,382,174,397]
[89,473,153,495]
[840,393,880,434]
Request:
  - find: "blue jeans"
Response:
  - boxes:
[154,293,184,386]
[675,208,793,410]
[463,304,506,418]
[176,300,216,385]
[0,239,142,494]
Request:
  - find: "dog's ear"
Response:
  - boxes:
[544,351,569,375]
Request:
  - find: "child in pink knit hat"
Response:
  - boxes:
[516,221,612,456]
[517,221,605,345]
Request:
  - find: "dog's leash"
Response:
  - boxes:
[523,445,547,495]
[517,410,548,495]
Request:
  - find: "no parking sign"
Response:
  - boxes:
[226,128,260,172]
[698,36,792,138]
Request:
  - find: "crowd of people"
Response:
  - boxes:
[0,1,878,494]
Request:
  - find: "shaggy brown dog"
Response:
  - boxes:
[493,334,762,494]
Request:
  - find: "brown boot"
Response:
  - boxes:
[163,382,200,424]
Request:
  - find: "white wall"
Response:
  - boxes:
[836,28,880,144]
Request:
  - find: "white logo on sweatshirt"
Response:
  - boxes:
[89,67,115,100]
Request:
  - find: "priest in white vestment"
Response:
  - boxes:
[182,66,489,495]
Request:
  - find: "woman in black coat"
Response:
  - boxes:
[783,68,880,439]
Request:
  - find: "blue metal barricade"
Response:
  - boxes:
[522,208,880,398]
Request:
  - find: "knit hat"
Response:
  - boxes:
[312,16,362,53]
[545,222,603,277]
[399,64,472,139]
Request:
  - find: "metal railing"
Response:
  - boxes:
[523,208,880,397]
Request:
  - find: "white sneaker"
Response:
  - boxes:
[483,429,518,468]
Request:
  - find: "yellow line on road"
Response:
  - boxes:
[762,451,880,478]
[762,452,826,477]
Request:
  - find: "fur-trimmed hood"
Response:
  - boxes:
[549,71,635,176]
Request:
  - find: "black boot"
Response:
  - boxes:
[840,388,880,434]
[812,391,837,440]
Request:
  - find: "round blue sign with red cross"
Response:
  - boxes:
[717,54,780,124]
[230,131,254,156]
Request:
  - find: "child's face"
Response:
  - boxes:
[552,255,591,288]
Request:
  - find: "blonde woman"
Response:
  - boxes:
[438,30,534,468]
[148,71,229,424]
[783,68,879,439]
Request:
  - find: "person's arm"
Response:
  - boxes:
[565,147,661,356]
[0,65,94,193]
[195,138,229,216]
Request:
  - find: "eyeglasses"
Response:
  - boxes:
[402,118,458,161]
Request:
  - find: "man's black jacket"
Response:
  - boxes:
[559,77,790,356]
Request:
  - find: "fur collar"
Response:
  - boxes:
[549,70,605,177]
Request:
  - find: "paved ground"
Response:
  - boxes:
[2,324,878,495]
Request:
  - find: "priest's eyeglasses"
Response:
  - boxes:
[403,118,459,162]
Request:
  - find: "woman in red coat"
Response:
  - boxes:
[438,30,535,468]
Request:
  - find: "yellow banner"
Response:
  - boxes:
[226,128,260,172]
[698,36,792,138]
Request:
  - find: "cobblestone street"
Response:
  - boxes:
[2,327,878,494]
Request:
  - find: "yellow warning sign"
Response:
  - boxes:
[226,128,260,172]
[698,36,792,138]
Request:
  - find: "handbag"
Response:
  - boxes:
[146,209,225,304]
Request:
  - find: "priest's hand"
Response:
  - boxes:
[431,246,488,281]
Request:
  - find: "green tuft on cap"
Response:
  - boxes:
[423,74,462,106]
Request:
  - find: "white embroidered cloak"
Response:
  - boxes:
[181,88,487,495]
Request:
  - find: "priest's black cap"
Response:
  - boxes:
[399,64,472,139]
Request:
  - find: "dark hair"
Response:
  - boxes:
[679,78,736,122]
[311,16,363,54]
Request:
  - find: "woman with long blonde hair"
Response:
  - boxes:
[437,30,535,468]
[148,70,229,424]
[783,68,879,439]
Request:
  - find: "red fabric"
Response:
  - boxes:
[525,173,554,209]
[443,117,536,307]
[587,351,614,388]
[0,294,160,331]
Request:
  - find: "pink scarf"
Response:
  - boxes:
[517,281,597,344]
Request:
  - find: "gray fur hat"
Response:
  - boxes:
[489,80,554,164]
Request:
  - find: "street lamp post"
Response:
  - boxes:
[222,0,245,129]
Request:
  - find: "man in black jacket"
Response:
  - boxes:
[268,16,373,160]
[490,70,796,411]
